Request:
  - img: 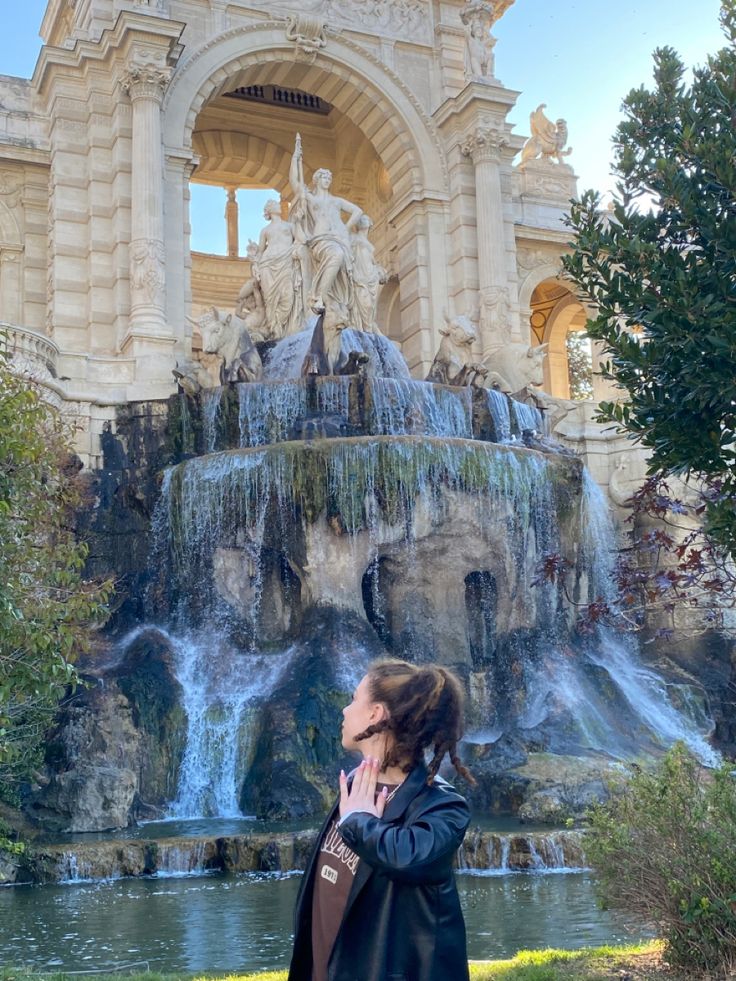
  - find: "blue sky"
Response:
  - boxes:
[0,0,726,253]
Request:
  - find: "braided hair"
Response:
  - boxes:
[355,660,475,786]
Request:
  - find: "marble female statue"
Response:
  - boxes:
[253,200,306,339]
[289,133,363,320]
[351,215,387,333]
[465,16,495,78]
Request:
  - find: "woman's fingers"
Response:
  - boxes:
[341,757,386,819]
[375,785,388,818]
[339,769,348,817]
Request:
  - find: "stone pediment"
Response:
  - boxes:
[244,0,432,45]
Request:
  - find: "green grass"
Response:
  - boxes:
[0,943,665,981]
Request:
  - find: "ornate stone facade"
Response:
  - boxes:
[0,0,625,482]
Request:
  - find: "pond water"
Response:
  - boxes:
[0,870,647,973]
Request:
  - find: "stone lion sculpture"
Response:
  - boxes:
[426,313,488,387]
[519,104,573,168]
[193,307,263,385]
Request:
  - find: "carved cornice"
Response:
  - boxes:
[461,126,509,165]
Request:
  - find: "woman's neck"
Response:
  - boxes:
[378,763,408,785]
[358,751,408,785]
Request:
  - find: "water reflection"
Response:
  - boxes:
[0,871,648,973]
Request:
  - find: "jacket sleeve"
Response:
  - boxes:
[337,793,470,884]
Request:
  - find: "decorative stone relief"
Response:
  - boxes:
[0,171,22,208]
[250,0,430,43]
[519,105,572,168]
[130,239,166,306]
[516,247,554,272]
[285,14,329,60]
[519,165,577,201]
[482,285,512,338]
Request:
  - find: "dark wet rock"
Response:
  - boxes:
[240,606,386,821]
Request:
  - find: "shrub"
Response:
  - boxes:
[585,743,736,974]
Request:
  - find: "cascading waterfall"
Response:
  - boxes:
[511,399,544,434]
[202,388,223,454]
[517,472,718,764]
[579,473,719,764]
[143,329,719,823]
[366,379,472,438]
[484,389,512,442]
[160,438,563,588]
[237,380,308,448]
[168,633,295,819]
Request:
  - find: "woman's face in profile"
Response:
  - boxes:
[341,674,379,752]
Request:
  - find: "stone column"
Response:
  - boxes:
[461,126,512,348]
[225,187,239,257]
[121,50,172,382]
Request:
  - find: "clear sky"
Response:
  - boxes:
[0,0,726,253]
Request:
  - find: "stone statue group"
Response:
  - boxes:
[240,134,386,348]
[177,133,552,405]
[179,134,389,389]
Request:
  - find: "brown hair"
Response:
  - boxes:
[356,660,475,785]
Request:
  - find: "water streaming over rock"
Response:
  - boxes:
[167,632,295,819]
[366,378,472,438]
[202,388,223,454]
[511,399,544,434]
[484,389,512,442]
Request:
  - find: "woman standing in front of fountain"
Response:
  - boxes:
[288,660,473,981]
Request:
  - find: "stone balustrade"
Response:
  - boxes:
[0,322,59,380]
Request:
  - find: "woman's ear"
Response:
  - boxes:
[371,701,389,725]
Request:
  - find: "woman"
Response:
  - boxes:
[288,659,474,981]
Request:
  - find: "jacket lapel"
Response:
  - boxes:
[338,763,428,923]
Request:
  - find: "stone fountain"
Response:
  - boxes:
[20,140,717,845]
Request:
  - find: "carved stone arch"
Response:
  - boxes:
[517,262,566,322]
[376,276,401,343]
[162,22,448,204]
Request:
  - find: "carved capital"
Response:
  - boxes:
[121,47,172,102]
[461,127,509,165]
[130,238,166,306]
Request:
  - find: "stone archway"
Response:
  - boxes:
[162,22,449,371]
[528,277,588,398]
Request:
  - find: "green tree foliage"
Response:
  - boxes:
[563,1,736,556]
[586,744,736,975]
[0,348,111,793]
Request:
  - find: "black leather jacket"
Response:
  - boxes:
[288,763,471,981]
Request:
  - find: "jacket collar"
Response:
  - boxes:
[382,761,429,822]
